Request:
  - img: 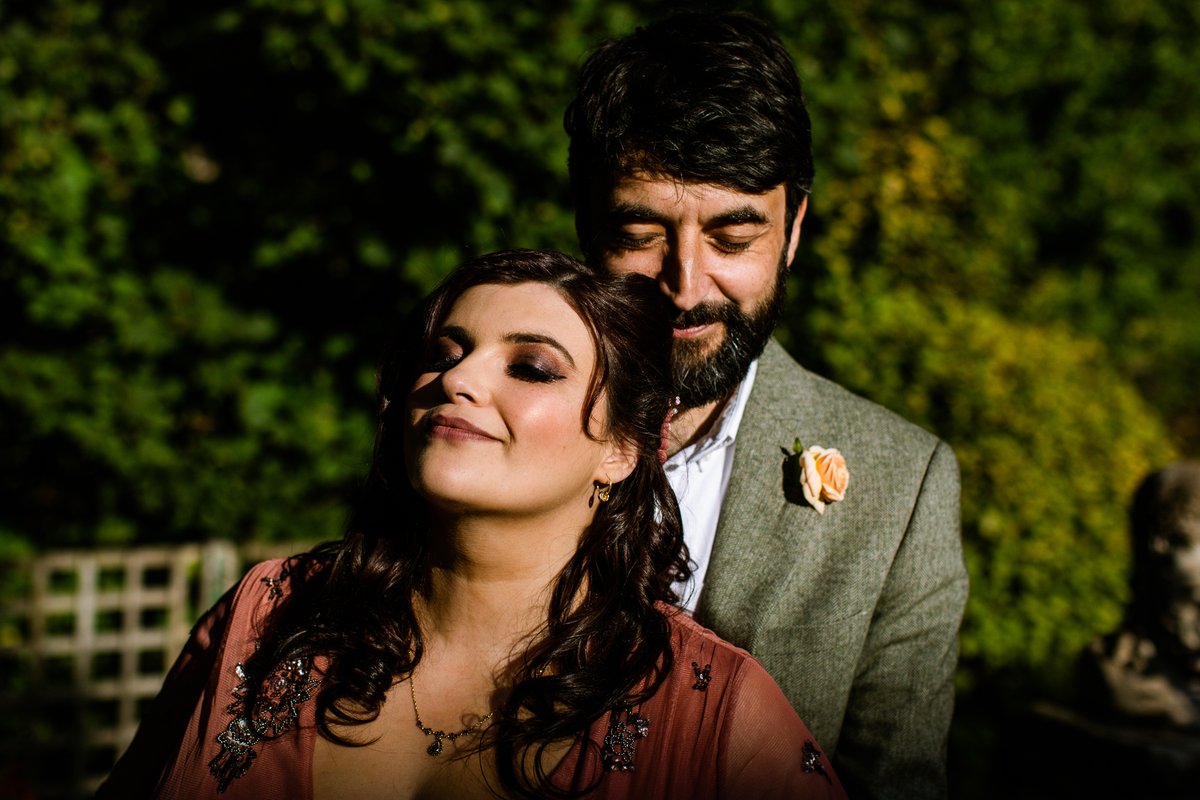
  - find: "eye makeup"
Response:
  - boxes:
[421,328,573,385]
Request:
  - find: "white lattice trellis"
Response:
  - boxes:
[0,540,313,799]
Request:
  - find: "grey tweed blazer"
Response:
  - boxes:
[693,339,968,800]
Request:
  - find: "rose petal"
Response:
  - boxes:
[799,451,827,512]
[803,446,849,508]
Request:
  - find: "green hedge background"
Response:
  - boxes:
[3,0,1197,792]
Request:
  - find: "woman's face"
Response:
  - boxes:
[405,282,630,517]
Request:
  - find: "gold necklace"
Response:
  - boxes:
[409,673,496,757]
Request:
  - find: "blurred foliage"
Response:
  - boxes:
[0,0,660,549]
[765,0,1195,691]
[812,288,1172,695]
[2,0,1197,710]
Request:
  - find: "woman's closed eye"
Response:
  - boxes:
[507,359,565,384]
[424,350,564,383]
[428,351,463,372]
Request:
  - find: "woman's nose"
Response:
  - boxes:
[439,356,487,404]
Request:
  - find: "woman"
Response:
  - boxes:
[100,249,845,799]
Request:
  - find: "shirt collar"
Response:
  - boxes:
[667,359,759,466]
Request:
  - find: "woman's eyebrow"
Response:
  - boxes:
[504,332,577,369]
[437,325,473,345]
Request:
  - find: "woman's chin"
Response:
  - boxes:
[413,482,476,511]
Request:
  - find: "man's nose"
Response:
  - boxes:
[660,234,707,310]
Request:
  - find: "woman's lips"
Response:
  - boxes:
[428,413,500,442]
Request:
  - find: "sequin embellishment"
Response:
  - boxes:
[691,661,712,691]
[208,564,317,792]
[801,740,832,783]
[602,706,650,772]
[260,566,290,600]
[209,657,318,792]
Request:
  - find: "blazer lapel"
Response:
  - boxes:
[696,340,822,642]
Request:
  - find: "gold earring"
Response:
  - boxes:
[597,482,612,503]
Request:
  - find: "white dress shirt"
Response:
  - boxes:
[665,359,759,612]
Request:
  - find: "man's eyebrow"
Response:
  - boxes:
[505,332,577,369]
[606,202,669,225]
[605,202,770,227]
[707,206,770,227]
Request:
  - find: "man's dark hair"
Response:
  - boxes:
[564,11,814,258]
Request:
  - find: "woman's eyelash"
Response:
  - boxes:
[429,353,462,371]
[508,362,564,383]
[424,349,563,383]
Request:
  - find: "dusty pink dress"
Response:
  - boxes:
[99,559,846,799]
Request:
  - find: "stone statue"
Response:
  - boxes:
[1008,463,1200,798]
[1085,460,1200,727]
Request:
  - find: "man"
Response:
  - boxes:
[564,12,968,799]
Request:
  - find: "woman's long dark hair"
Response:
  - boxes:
[242,249,690,796]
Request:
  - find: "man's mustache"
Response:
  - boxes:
[673,302,738,329]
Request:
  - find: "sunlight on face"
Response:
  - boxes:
[404,283,618,518]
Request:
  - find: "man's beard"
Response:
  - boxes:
[671,260,787,409]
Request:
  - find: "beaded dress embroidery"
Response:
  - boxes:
[208,567,319,793]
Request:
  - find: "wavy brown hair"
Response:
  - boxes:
[243,249,689,796]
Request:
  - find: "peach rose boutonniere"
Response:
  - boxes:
[790,439,849,515]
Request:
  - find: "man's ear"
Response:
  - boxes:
[785,195,808,268]
[597,439,639,486]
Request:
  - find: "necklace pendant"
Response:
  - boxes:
[427,736,444,757]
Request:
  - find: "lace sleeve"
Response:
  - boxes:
[719,658,848,800]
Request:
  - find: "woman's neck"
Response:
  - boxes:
[417,512,584,660]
